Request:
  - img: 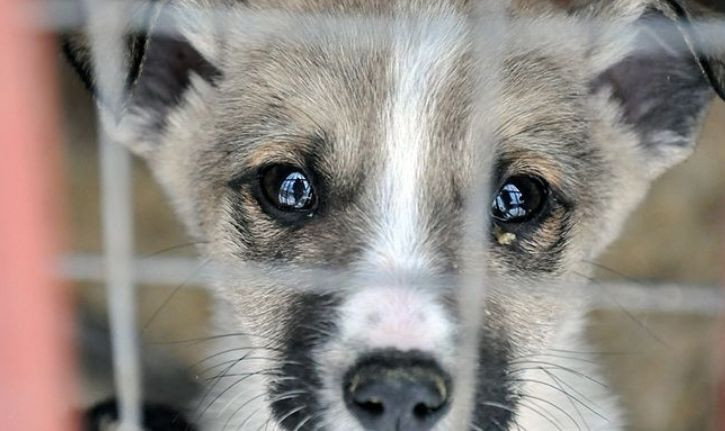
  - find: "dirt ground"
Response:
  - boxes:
[60,50,725,430]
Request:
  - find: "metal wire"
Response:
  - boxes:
[85,1,143,429]
[35,0,725,429]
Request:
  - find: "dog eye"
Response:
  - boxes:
[259,165,317,213]
[491,176,547,223]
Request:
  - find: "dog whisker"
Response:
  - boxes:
[539,368,609,423]
[516,400,565,431]
[546,348,635,357]
[202,369,285,381]
[196,352,256,418]
[544,375,591,431]
[141,241,210,259]
[234,390,307,431]
[194,356,295,379]
[142,258,211,330]
[290,413,315,431]
[221,392,267,431]
[146,331,287,346]
[270,404,306,430]
[513,352,599,365]
[479,401,529,431]
[192,347,283,368]
[509,361,608,388]
[570,270,672,349]
[519,393,583,431]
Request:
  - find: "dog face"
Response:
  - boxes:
[65,0,723,429]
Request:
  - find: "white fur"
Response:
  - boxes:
[365,14,466,272]
[339,286,454,353]
[514,313,624,431]
[197,339,282,431]
[333,13,467,362]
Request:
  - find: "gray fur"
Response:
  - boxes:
[65,0,723,430]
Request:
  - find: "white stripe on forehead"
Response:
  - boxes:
[365,15,466,273]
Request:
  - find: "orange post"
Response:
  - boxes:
[0,2,75,431]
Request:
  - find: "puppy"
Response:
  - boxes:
[64,0,725,429]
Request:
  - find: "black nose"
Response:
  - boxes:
[344,351,451,431]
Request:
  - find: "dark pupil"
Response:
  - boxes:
[277,171,313,209]
[492,177,543,222]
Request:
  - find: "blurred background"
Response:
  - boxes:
[58,34,725,431]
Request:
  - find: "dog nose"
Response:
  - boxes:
[344,351,451,431]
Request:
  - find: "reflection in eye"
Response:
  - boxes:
[496,183,527,219]
[278,171,313,209]
[491,176,546,223]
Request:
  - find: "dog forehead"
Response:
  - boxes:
[207,2,594,199]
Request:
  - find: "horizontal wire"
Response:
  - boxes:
[60,253,725,315]
[47,2,724,429]
[49,3,724,428]
[14,0,725,59]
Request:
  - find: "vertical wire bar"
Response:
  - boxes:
[0,2,75,430]
[450,4,508,429]
[85,1,143,430]
[99,112,142,431]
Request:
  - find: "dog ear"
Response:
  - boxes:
[61,1,222,157]
[583,0,725,176]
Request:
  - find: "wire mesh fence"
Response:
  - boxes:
[2,0,725,430]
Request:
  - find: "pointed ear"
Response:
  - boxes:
[61,1,222,157]
[586,0,725,176]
